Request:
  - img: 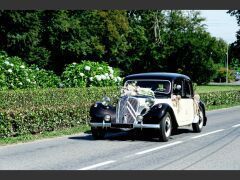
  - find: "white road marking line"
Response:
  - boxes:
[232,124,240,128]
[135,141,183,155]
[78,160,116,170]
[191,129,225,139]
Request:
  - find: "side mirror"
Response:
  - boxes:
[176,85,182,90]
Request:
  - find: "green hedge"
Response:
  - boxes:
[0,88,239,138]
[0,87,120,137]
[200,90,240,107]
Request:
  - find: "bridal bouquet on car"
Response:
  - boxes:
[121,82,155,97]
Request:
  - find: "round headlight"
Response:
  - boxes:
[102,96,111,106]
[158,104,162,108]
[104,114,111,122]
[136,115,143,122]
[145,97,155,107]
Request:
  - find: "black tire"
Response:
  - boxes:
[192,106,204,133]
[91,127,106,140]
[158,112,172,142]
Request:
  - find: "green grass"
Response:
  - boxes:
[196,85,240,93]
[0,125,90,146]
[207,103,240,111]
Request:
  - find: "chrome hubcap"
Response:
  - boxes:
[165,117,171,137]
[199,111,203,129]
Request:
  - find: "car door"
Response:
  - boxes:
[172,79,194,126]
[181,79,195,125]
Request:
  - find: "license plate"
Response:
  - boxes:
[111,123,133,128]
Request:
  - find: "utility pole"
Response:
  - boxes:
[226,44,228,83]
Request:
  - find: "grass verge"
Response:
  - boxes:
[206,103,240,111]
[0,125,90,146]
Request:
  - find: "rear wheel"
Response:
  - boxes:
[91,127,106,140]
[192,106,204,133]
[158,112,172,142]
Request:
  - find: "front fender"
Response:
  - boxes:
[143,103,177,126]
[90,102,116,123]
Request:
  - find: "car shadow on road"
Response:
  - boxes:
[68,128,193,142]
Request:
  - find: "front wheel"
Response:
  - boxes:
[158,112,172,142]
[192,106,204,133]
[91,127,106,140]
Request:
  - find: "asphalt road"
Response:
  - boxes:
[0,106,240,170]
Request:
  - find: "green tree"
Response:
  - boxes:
[0,10,50,68]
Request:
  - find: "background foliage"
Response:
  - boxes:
[0,10,233,84]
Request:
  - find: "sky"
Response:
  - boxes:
[199,10,239,44]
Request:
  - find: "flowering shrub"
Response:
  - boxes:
[0,51,61,90]
[62,60,122,87]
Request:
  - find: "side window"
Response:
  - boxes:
[184,80,192,98]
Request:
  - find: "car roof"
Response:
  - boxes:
[124,72,190,82]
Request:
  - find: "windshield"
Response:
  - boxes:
[123,80,171,96]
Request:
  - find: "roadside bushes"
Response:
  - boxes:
[0,51,61,90]
[0,87,239,138]
[62,60,122,87]
[213,67,235,83]
[200,90,240,107]
[0,51,123,90]
[0,87,120,137]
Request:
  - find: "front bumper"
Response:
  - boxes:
[90,122,160,129]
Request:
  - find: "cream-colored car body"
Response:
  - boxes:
[150,97,200,126]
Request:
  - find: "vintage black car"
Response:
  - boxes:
[89,72,207,142]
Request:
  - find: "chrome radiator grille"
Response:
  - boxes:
[115,96,139,124]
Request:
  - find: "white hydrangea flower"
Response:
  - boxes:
[80,73,84,77]
[109,68,114,74]
[114,77,118,82]
[18,82,23,86]
[10,63,14,67]
[36,67,39,71]
[72,62,77,65]
[109,74,114,79]
[108,66,114,72]
[4,61,10,65]
[104,73,110,80]
[89,77,94,81]
[7,69,12,73]
[95,75,102,81]
[20,65,25,69]
[101,74,106,80]
[117,77,122,81]
[84,66,91,71]
[59,83,64,88]
[26,78,31,82]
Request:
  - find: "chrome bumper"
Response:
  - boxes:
[90,122,160,129]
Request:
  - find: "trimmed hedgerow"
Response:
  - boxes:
[0,87,120,137]
[0,88,239,138]
[200,90,240,107]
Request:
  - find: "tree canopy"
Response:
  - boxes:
[0,10,228,84]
